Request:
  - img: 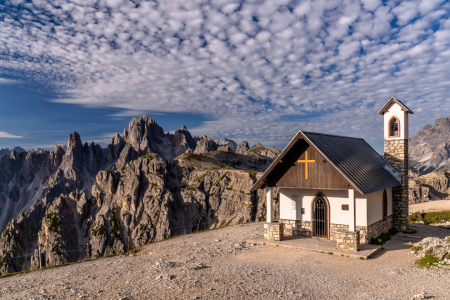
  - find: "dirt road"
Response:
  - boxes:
[1,222,449,300]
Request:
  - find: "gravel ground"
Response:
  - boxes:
[1,222,449,300]
[409,200,450,214]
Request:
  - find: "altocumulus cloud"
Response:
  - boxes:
[0,132,23,138]
[0,0,449,145]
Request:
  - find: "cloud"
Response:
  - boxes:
[0,0,449,146]
[0,132,24,138]
[0,78,20,85]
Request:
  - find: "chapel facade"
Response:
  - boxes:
[251,98,413,251]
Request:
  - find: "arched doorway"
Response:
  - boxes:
[312,193,329,238]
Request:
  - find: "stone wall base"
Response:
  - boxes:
[264,222,284,241]
[366,215,394,242]
[336,230,360,251]
[280,220,311,237]
[280,217,394,244]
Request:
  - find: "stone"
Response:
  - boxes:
[0,115,278,277]
[385,139,409,231]
[412,291,426,299]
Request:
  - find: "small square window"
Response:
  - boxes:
[342,204,349,211]
[301,208,305,214]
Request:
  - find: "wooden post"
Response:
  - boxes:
[38,244,41,269]
[266,187,273,223]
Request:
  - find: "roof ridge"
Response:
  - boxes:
[301,131,364,140]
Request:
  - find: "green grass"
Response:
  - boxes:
[410,245,422,252]
[416,253,440,268]
[409,211,450,225]
[213,171,229,186]
[247,146,268,154]
[369,228,398,245]
[183,153,210,162]
[92,224,106,237]
[109,211,121,246]
[45,212,59,233]
[140,152,151,159]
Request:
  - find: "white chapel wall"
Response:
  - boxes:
[366,188,393,225]
[383,103,409,140]
[279,188,368,227]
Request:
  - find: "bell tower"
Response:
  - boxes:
[379,97,413,231]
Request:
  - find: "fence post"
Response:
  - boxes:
[38,244,41,269]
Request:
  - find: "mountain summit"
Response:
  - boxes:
[409,116,450,174]
[0,116,280,276]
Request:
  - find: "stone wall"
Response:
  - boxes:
[264,222,284,241]
[279,220,311,237]
[281,220,370,244]
[330,224,348,240]
[335,230,360,252]
[385,139,409,231]
[366,215,394,242]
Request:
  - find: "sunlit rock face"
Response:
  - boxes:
[409,116,450,175]
[0,116,280,276]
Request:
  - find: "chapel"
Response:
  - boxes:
[251,97,412,251]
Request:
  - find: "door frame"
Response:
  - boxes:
[310,192,330,239]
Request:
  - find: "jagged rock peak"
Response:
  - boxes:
[110,132,124,145]
[126,115,165,153]
[409,115,450,173]
[68,132,83,149]
[216,138,237,152]
[236,141,250,154]
[181,125,188,131]
[252,142,264,149]
[123,129,128,140]
[0,146,25,157]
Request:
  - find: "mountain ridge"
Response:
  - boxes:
[409,116,450,175]
[0,116,279,275]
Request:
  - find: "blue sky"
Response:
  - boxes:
[0,0,449,153]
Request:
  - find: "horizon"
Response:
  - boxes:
[1,0,449,154]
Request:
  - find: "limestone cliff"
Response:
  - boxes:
[409,170,450,204]
[409,116,450,174]
[0,116,277,275]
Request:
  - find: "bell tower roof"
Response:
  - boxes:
[378,97,414,115]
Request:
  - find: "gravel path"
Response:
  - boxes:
[1,222,449,300]
[409,200,450,213]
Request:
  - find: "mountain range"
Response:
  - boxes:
[0,116,279,275]
[0,147,25,157]
[409,116,450,175]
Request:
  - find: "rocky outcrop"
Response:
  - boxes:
[0,147,25,157]
[0,116,278,276]
[236,141,250,154]
[216,138,237,152]
[0,151,268,275]
[0,147,65,232]
[194,135,217,154]
[409,180,432,204]
[408,171,450,204]
[252,142,264,149]
[410,236,450,268]
[409,116,450,174]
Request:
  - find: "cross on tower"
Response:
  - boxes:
[298,151,316,180]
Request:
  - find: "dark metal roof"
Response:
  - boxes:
[251,131,401,194]
[301,131,401,194]
[379,97,414,115]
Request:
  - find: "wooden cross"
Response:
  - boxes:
[298,151,315,180]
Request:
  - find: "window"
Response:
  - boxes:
[383,190,388,219]
[389,116,400,137]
